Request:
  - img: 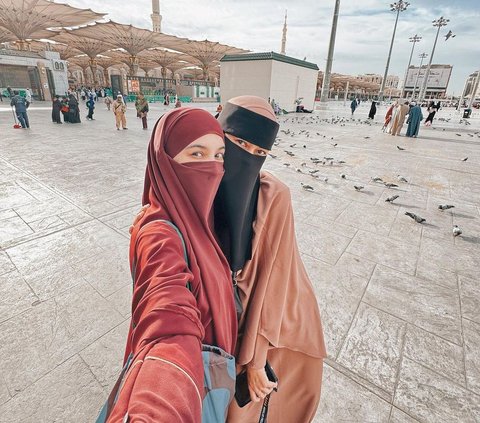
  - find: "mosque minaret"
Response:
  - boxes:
[151,0,162,32]
[280,10,287,55]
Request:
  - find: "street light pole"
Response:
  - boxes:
[320,0,341,103]
[402,34,421,97]
[412,53,428,99]
[418,16,449,102]
[379,1,409,101]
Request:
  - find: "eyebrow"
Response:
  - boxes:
[186,144,225,150]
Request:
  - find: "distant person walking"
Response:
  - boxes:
[10,90,30,128]
[104,96,112,111]
[68,94,81,123]
[390,101,409,136]
[350,98,357,116]
[25,88,32,106]
[113,94,127,130]
[86,95,95,120]
[382,101,396,132]
[406,102,423,138]
[368,101,377,119]
[424,104,437,126]
[135,92,149,129]
[52,96,62,124]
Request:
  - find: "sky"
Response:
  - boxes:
[66,0,480,94]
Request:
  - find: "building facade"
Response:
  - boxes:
[403,64,452,99]
[0,47,68,100]
[462,70,480,101]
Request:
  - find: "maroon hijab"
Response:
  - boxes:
[138,107,237,354]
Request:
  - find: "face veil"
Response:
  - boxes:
[215,98,279,271]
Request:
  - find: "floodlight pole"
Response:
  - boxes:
[402,34,421,97]
[412,53,428,99]
[379,1,409,101]
[418,16,449,102]
[320,0,341,103]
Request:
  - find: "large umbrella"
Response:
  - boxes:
[66,21,190,75]
[0,0,105,49]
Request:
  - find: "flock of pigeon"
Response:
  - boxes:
[270,113,472,238]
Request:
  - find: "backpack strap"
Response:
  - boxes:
[130,219,191,291]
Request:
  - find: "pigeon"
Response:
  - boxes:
[295,168,303,173]
[456,133,462,137]
[268,153,278,159]
[323,177,329,183]
[310,157,320,161]
[301,162,307,167]
[354,185,364,191]
[405,212,426,223]
[309,169,319,174]
[290,143,297,147]
[384,183,399,188]
[285,151,295,157]
[397,175,408,183]
[397,146,405,151]
[371,177,383,183]
[385,195,399,203]
[462,157,468,161]
[438,204,455,211]
[453,225,462,237]
[331,143,338,147]
[341,174,346,179]
[324,157,334,161]
[303,145,307,148]
[445,30,456,41]
[301,183,314,192]
[364,136,370,139]
[337,160,346,164]
[283,163,291,167]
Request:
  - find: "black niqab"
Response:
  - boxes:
[215,102,279,271]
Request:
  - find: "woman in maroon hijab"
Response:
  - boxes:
[106,108,237,422]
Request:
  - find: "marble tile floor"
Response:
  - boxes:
[0,101,479,422]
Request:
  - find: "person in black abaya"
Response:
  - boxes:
[424,105,437,126]
[368,101,377,119]
[68,94,81,124]
[52,96,62,124]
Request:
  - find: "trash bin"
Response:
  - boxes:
[463,108,472,118]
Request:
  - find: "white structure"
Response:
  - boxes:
[151,0,162,32]
[0,48,68,100]
[220,52,319,111]
[403,64,452,98]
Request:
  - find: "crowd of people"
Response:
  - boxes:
[348,96,443,139]
[380,99,442,138]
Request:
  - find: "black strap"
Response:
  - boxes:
[258,394,271,423]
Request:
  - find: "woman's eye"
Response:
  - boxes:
[238,140,247,146]
[256,150,267,156]
[192,152,203,157]
[215,152,225,160]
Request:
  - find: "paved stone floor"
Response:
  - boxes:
[0,99,479,422]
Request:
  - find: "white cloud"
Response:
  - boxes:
[64,0,479,93]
